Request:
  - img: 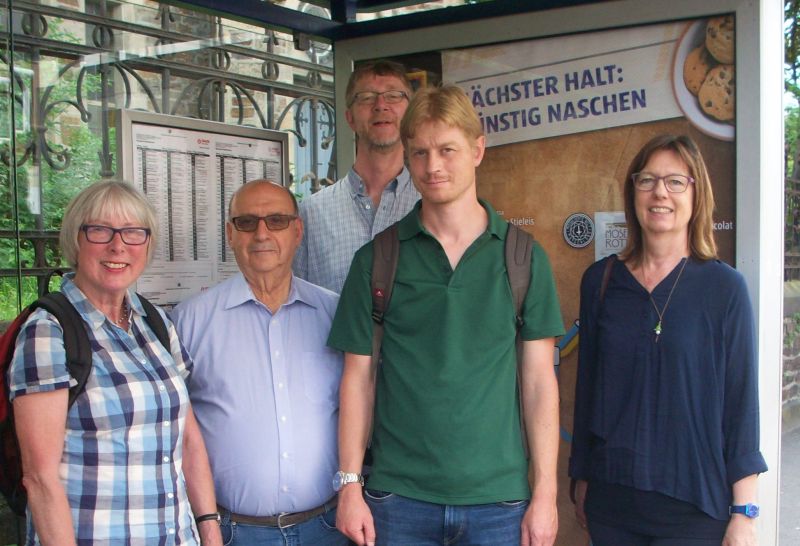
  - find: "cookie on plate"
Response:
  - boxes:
[705,15,735,64]
[698,64,735,122]
[683,45,717,95]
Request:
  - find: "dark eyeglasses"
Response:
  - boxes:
[349,90,408,107]
[231,214,297,232]
[631,172,696,193]
[81,224,151,245]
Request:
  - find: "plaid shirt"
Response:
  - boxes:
[294,166,420,293]
[8,274,199,546]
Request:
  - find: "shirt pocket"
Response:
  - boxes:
[300,350,343,407]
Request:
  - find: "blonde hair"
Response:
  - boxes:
[619,134,718,265]
[60,181,158,268]
[400,84,483,146]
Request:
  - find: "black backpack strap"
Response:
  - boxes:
[505,224,534,327]
[137,294,171,352]
[504,223,534,459]
[35,292,93,409]
[371,224,400,372]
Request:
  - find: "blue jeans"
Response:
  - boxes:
[364,488,528,545]
[219,507,349,546]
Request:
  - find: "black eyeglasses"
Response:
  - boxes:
[81,224,151,245]
[349,90,408,107]
[631,172,696,193]
[231,214,297,232]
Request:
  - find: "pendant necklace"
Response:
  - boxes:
[116,299,131,328]
[648,257,688,343]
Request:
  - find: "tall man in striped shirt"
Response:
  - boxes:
[295,60,420,293]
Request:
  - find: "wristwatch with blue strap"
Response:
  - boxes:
[729,503,759,518]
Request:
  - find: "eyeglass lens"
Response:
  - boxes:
[82,225,150,244]
[232,214,296,232]
[633,173,692,193]
[353,90,407,105]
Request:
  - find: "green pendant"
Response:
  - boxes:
[654,321,662,336]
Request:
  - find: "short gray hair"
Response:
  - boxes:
[60,181,158,268]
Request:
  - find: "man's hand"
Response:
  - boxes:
[722,515,757,546]
[520,496,557,546]
[336,485,376,546]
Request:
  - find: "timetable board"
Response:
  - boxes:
[118,111,289,305]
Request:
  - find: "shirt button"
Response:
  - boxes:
[159,385,166,391]
[168,528,175,535]
[365,204,371,210]
[164,421,170,427]
[278,382,284,389]
[163,456,170,463]
[280,415,287,423]
[281,485,289,492]
[167,492,174,499]
[282,452,289,459]
[140,359,147,365]
[274,350,280,357]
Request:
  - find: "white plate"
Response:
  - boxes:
[671,20,735,142]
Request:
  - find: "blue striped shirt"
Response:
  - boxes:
[294,166,420,293]
[8,274,199,546]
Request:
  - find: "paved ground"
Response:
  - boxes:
[781,426,800,545]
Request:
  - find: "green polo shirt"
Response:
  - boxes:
[328,200,564,505]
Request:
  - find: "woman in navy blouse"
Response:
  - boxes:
[569,135,767,546]
[9,182,222,546]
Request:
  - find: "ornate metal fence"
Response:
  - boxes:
[0,0,334,314]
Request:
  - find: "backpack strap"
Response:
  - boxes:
[371,224,400,372]
[504,223,534,459]
[35,292,93,409]
[138,294,171,352]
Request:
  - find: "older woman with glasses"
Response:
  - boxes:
[569,135,767,546]
[8,181,222,546]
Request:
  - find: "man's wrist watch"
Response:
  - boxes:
[332,470,364,492]
[729,503,760,518]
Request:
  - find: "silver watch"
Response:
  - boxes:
[332,470,364,492]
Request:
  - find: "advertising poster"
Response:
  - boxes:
[443,15,736,545]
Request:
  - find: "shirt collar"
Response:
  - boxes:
[224,272,318,312]
[61,272,147,331]
[396,198,507,241]
[347,166,410,198]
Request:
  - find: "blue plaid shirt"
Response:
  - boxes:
[294,166,420,293]
[8,274,199,546]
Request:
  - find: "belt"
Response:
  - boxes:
[219,497,337,528]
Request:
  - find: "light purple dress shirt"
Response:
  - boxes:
[171,274,342,516]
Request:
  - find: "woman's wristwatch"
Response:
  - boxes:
[729,504,759,518]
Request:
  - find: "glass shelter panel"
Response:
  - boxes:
[0,0,334,320]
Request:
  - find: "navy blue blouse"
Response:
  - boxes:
[568,256,768,521]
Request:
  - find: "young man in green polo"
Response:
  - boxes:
[327,84,564,546]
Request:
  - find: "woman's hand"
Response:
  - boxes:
[573,480,589,530]
[722,515,757,546]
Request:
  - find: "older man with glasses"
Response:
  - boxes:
[172,179,348,546]
[294,59,420,293]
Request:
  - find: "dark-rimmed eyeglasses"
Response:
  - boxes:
[231,214,297,232]
[81,224,151,245]
[349,90,408,107]
[631,172,695,193]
